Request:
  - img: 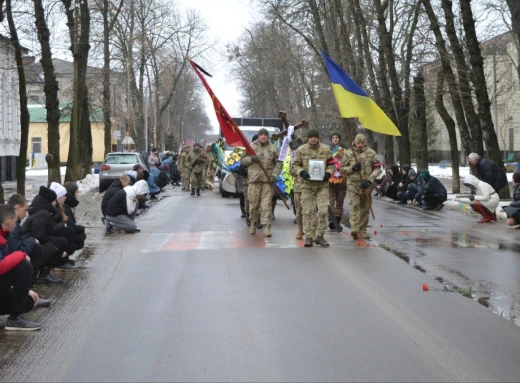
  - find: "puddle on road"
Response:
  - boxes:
[378,231,520,327]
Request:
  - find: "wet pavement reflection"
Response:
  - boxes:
[368,199,520,326]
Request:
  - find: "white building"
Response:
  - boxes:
[0,34,27,182]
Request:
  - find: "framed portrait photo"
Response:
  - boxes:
[308,159,325,181]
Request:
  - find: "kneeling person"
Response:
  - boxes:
[105,180,149,233]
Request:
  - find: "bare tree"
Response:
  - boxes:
[34,0,61,185]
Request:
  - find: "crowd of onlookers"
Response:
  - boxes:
[0,181,86,330]
[373,152,519,225]
[102,148,181,234]
[0,148,182,332]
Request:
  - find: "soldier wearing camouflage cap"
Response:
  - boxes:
[291,128,334,247]
[340,134,381,240]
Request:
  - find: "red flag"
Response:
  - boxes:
[189,61,255,154]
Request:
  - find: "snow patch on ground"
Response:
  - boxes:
[77,174,99,194]
[427,165,514,182]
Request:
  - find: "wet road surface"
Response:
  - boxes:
[1,189,520,382]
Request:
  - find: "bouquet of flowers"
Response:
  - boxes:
[328,157,344,184]
[226,146,248,177]
[275,150,294,196]
[212,139,226,169]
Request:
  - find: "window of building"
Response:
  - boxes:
[32,137,42,153]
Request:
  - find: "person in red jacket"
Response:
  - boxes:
[0,204,41,331]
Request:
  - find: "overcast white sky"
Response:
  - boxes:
[177,0,253,133]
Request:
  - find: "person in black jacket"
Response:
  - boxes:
[22,186,68,284]
[49,182,78,267]
[105,180,149,233]
[7,194,44,284]
[468,153,508,193]
[63,182,87,252]
[418,170,447,211]
[397,168,417,204]
[503,172,520,227]
[101,175,131,220]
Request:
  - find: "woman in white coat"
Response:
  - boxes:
[463,174,500,223]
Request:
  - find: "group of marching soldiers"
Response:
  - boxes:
[239,127,381,247]
[178,143,215,196]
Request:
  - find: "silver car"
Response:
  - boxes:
[98,152,148,192]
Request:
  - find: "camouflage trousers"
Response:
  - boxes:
[248,182,272,226]
[244,183,249,212]
[205,170,215,190]
[301,186,328,238]
[329,185,347,218]
[348,191,371,234]
[181,170,191,190]
[190,172,203,189]
[294,192,316,235]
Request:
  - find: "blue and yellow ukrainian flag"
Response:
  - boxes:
[321,51,401,136]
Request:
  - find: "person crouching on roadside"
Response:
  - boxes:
[463,174,500,223]
[104,180,149,233]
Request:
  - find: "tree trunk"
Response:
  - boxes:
[34,0,61,185]
[413,72,428,172]
[506,0,520,82]
[103,0,112,157]
[6,0,30,195]
[435,71,460,193]
[441,0,483,155]
[422,0,473,155]
[63,0,92,182]
[459,0,503,170]
[374,0,410,165]
[308,0,329,56]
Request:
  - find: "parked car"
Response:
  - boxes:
[98,152,148,193]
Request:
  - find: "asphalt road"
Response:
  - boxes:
[1,189,520,382]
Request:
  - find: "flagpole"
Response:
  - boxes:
[342,118,376,220]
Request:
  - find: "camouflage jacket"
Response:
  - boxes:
[206,155,215,173]
[241,140,281,183]
[291,143,334,190]
[188,149,208,174]
[340,144,381,194]
[179,151,191,171]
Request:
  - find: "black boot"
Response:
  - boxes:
[196,189,201,196]
[36,268,63,285]
[190,188,195,196]
[241,210,246,218]
[316,236,329,247]
[335,217,343,232]
[246,214,251,226]
[304,237,313,247]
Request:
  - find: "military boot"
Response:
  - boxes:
[263,225,272,238]
[295,228,304,240]
[304,237,313,247]
[190,188,195,196]
[246,214,251,227]
[196,189,201,196]
[316,236,329,247]
[335,217,343,232]
[249,224,256,235]
[351,230,359,240]
[361,232,370,240]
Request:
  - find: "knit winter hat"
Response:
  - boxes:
[354,134,366,143]
[419,170,430,180]
[307,128,320,139]
[408,168,417,177]
[49,182,67,200]
[330,131,342,141]
[258,128,269,137]
[38,186,57,202]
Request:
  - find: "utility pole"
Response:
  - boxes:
[72,0,79,180]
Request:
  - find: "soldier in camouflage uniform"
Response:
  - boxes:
[243,134,257,227]
[328,131,348,230]
[205,144,215,191]
[188,143,208,196]
[291,128,334,247]
[340,134,381,240]
[241,128,282,237]
[179,146,192,191]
